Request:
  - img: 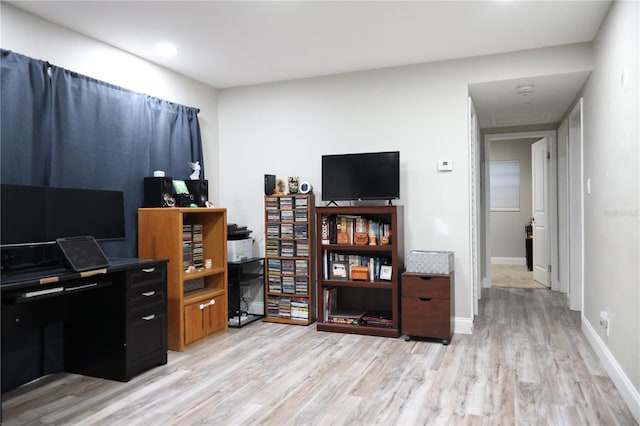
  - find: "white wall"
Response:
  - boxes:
[581,0,639,404]
[219,44,593,323]
[0,3,221,205]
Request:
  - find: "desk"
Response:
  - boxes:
[1,258,168,393]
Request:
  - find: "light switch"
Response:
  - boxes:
[587,177,591,194]
[438,159,453,171]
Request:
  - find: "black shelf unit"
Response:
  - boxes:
[228,257,265,328]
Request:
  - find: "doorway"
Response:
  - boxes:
[483,130,558,291]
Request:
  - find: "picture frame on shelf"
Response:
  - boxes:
[330,261,348,280]
[380,265,392,281]
[275,178,287,195]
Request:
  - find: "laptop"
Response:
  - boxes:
[56,236,110,272]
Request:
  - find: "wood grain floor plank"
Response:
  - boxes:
[2,287,636,425]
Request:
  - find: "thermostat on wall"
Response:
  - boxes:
[438,159,453,171]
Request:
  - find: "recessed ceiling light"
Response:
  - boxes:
[155,42,178,56]
[517,85,534,96]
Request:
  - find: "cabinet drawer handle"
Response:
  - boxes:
[142,268,155,273]
[142,314,155,321]
[142,291,156,297]
[419,297,432,302]
[419,276,433,280]
[199,299,215,310]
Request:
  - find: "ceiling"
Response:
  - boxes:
[7,1,611,128]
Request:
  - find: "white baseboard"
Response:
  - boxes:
[491,257,526,265]
[454,317,473,335]
[582,316,640,423]
[482,276,491,288]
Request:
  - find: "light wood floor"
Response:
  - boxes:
[2,287,636,425]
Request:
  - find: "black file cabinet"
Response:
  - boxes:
[64,262,168,381]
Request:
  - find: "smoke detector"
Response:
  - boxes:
[517,85,534,96]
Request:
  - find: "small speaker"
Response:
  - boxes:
[186,179,208,207]
[144,177,174,207]
[264,174,275,195]
[175,193,195,207]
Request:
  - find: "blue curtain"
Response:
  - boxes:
[1,49,204,257]
[0,50,53,185]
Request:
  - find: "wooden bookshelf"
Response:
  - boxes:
[138,207,228,351]
[315,205,403,337]
[263,194,315,325]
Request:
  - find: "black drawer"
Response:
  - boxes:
[126,311,167,370]
[126,265,166,318]
[128,288,165,318]
[127,265,166,290]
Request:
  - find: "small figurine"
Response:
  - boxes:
[188,161,201,180]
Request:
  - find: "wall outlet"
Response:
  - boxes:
[599,310,610,338]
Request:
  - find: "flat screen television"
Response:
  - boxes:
[1,184,126,247]
[321,151,400,201]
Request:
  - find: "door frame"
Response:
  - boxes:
[567,98,584,311]
[557,119,570,295]
[482,130,558,290]
[468,97,481,316]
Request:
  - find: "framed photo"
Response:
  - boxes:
[275,178,287,195]
[330,261,348,280]
[380,265,392,281]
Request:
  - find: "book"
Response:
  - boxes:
[182,224,192,268]
[291,298,309,320]
[324,286,338,322]
[280,209,294,222]
[192,223,203,268]
[327,310,365,325]
[362,311,393,328]
[278,297,291,318]
[321,215,330,244]
[295,276,308,294]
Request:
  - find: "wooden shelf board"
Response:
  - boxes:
[319,244,394,253]
[181,266,225,281]
[263,317,315,326]
[183,287,225,305]
[316,322,400,338]
[266,292,311,298]
[320,280,394,289]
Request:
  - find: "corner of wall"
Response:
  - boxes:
[582,316,640,424]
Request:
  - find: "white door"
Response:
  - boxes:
[532,138,550,287]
